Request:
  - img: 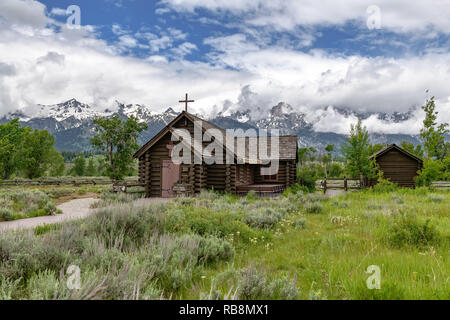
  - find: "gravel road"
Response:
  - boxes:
[0,197,172,234]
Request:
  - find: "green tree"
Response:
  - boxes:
[329,162,343,178]
[0,119,28,179]
[297,148,309,166]
[325,144,334,158]
[322,144,335,175]
[400,141,424,159]
[21,129,56,179]
[420,96,449,159]
[73,154,86,176]
[296,166,317,192]
[341,118,377,179]
[91,115,147,180]
[48,149,65,177]
[415,157,449,186]
[368,143,385,155]
[85,157,97,176]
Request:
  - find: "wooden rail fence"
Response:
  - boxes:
[0,177,141,188]
[317,178,450,193]
[316,177,362,194]
[430,181,450,189]
[0,178,113,187]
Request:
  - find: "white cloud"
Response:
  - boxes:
[49,8,67,17]
[155,7,171,15]
[161,0,450,35]
[149,35,173,52]
[0,0,449,137]
[171,42,198,58]
[0,0,47,29]
[118,35,139,48]
[203,35,450,116]
[0,1,247,115]
[112,24,128,36]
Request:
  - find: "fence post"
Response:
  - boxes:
[344,176,347,191]
[323,177,327,194]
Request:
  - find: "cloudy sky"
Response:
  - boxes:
[0,0,449,134]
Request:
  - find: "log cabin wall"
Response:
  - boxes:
[147,134,172,197]
[375,150,421,188]
[235,164,254,186]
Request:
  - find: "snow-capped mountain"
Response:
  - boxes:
[0,98,428,152]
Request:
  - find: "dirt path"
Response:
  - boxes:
[0,197,172,234]
[0,198,99,233]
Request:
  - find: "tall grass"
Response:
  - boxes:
[0,188,448,300]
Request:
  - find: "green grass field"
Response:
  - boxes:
[0,188,448,300]
[191,189,449,300]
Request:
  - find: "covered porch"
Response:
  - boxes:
[236,184,285,197]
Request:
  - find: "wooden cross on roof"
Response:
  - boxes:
[179,93,194,112]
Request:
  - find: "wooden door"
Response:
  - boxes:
[162,160,180,197]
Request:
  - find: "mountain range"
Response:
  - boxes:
[0,99,425,153]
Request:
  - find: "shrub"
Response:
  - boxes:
[178,234,234,264]
[283,183,310,196]
[0,208,14,221]
[0,275,21,300]
[294,218,306,230]
[238,267,271,299]
[388,216,441,248]
[332,200,349,208]
[268,275,299,300]
[372,172,398,193]
[415,158,449,187]
[245,208,283,229]
[237,267,299,300]
[304,202,323,214]
[428,193,444,203]
[296,167,317,192]
[83,204,158,248]
[26,270,68,300]
[246,190,258,201]
[390,195,404,204]
[366,201,383,210]
[305,193,328,203]
[44,201,57,215]
[0,190,56,219]
[196,189,221,202]
[92,192,142,208]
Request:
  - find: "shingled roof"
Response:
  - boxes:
[134,111,298,162]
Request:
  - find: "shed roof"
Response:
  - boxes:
[369,144,423,164]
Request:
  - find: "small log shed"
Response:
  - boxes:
[369,144,423,188]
